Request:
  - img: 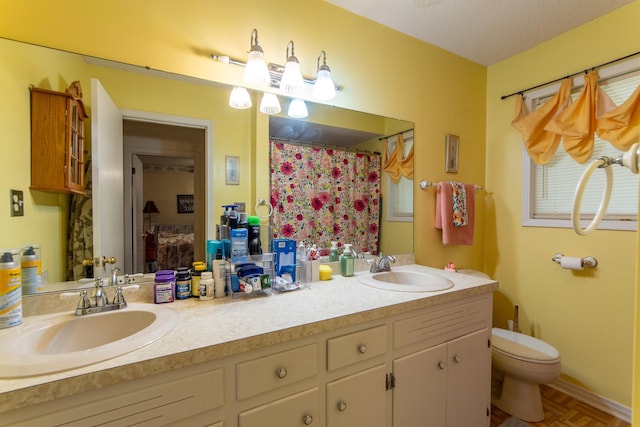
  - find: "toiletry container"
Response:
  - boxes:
[154,270,175,304]
[0,249,22,328]
[175,267,191,299]
[21,244,41,294]
[340,244,354,277]
[248,216,262,255]
[191,261,206,297]
[199,271,214,300]
[329,241,339,262]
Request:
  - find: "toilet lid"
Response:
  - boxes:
[492,327,560,362]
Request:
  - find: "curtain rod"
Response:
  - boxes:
[378,128,414,141]
[500,49,640,100]
[270,137,380,155]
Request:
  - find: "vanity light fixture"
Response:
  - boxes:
[243,29,271,87]
[288,98,308,118]
[312,51,336,101]
[259,92,282,115]
[279,41,305,95]
[229,86,252,109]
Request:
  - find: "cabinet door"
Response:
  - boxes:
[239,387,320,427]
[327,363,387,427]
[447,328,491,427]
[392,343,447,427]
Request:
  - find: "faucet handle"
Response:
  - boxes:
[77,290,91,310]
[112,286,126,305]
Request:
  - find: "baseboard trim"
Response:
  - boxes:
[549,379,631,423]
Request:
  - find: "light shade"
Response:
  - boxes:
[243,29,271,86]
[143,200,160,214]
[259,93,282,115]
[288,99,308,118]
[280,41,305,95]
[229,86,252,109]
[312,69,336,101]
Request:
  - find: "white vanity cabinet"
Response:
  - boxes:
[1,291,494,427]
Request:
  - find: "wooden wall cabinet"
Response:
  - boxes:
[30,81,87,194]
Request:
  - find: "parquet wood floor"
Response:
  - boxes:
[490,385,631,427]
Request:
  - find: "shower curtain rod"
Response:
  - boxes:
[270,137,380,155]
[378,128,414,141]
[500,49,640,100]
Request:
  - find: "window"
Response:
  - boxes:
[522,60,639,231]
[386,130,414,222]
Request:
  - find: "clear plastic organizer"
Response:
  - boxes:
[226,253,276,298]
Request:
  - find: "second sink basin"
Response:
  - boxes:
[0,303,179,378]
[357,267,454,292]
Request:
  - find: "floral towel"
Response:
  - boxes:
[450,181,468,226]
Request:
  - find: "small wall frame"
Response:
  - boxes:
[445,134,459,173]
[226,156,239,185]
[177,194,194,214]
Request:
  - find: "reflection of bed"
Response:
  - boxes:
[156,224,194,271]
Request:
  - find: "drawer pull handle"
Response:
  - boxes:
[276,367,288,378]
[358,344,368,354]
[303,414,313,425]
[438,361,446,370]
[337,401,347,412]
[453,355,461,363]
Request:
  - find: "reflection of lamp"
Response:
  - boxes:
[143,200,160,230]
[229,86,252,109]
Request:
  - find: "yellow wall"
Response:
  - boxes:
[486,2,640,408]
[7,0,637,416]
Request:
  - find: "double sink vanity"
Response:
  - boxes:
[0,257,497,427]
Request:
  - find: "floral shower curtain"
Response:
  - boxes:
[270,140,381,255]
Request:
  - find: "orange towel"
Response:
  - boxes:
[435,182,475,246]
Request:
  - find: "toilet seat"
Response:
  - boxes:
[492,327,560,364]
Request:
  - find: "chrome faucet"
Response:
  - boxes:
[75,276,128,316]
[369,255,396,273]
[110,266,121,286]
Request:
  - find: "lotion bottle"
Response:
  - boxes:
[340,244,354,277]
[329,241,339,262]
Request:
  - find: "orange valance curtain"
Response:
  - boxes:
[382,133,414,183]
[512,69,640,165]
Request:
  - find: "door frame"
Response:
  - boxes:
[121,109,214,273]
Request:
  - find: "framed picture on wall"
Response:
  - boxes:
[177,194,194,214]
[445,134,459,173]
[226,156,239,185]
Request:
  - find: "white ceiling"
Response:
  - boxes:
[325,0,634,66]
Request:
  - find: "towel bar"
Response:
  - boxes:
[419,180,484,191]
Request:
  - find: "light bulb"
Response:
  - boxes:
[288,99,308,118]
[312,69,336,101]
[260,93,281,115]
[244,50,270,86]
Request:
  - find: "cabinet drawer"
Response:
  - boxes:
[236,343,318,400]
[238,387,320,427]
[327,325,387,371]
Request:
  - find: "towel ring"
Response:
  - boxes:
[255,198,273,218]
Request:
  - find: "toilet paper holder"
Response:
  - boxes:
[551,253,598,268]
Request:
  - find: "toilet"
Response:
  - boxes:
[491,327,561,422]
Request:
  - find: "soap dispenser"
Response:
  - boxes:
[340,244,354,277]
[329,241,339,262]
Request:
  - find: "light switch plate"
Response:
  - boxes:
[10,190,24,217]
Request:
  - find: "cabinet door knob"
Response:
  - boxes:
[358,344,368,354]
[438,361,446,370]
[276,367,288,378]
[303,414,313,425]
[337,401,347,412]
[453,355,461,363]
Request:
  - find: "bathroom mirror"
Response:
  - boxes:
[2,37,413,294]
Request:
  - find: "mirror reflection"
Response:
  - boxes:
[2,37,413,294]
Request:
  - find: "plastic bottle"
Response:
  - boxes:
[0,250,22,328]
[248,216,262,255]
[340,244,355,277]
[21,244,42,294]
[154,270,175,304]
[199,271,214,300]
[191,261,206,297]
[175,267,192,299]
[297,241,306,262]
[329,241,339,262]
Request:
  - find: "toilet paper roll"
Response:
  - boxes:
[560,256,584,270]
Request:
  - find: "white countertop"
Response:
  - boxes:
[0,264,497,413]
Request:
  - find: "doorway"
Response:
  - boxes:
[121,110,212,273]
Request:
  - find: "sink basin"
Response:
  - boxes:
[357,268,454,292]
[0,303,179,378]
